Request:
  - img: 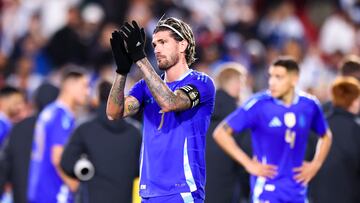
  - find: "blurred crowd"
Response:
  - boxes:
[1,0,360,106]
[0,0,360,203]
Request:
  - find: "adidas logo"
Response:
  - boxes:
[269,116,282,127]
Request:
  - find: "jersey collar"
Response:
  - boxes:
[267,89,300,107]
[163,69,193,83]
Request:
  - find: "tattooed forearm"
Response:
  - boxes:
[106,74,126,119]
[111,75,126,105]
[136,58,191,112]
[123,96,140,117]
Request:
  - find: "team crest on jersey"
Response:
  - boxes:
[189,91,198,100]
[284,112,296,128]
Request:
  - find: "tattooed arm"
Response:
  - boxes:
[213,122,278,178]
[106,74,141,120]
[135,58,191,112]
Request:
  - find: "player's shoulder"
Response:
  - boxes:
[242,91,272,110]
[39,102,57,121]
[297,90,321,106]
[39,102,73,125]
[188,70,213,82]
[186,70,215,89]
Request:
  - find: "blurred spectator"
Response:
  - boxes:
[322,55,360,114]
[81,3,105,40]
[181,0,223,33]
[61,80,142,203]
[6,55,43,100]
[45,6,87,68]
[340,54,360,81]
[0,86,26,146]
[0,82,59,203]
[39,0,82,38]
[244,39,267,92]
[309,76,360,203]
[87,22,116,72]
[27,67,89,203]
[97,0,130,25]
[0,0,22,55]
[205,63,247,203]
[10,13,50,76]
[298,45,334,102]
[319,9,356,56]
[0,52,8,87]
[258,0,305,47]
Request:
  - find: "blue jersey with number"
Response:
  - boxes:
[129,70,215,200]
[224,91,328,202]
[28,102,75,203]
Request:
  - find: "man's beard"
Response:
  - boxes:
[158,54,179,70]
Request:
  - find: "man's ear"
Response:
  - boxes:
[179,40,188,53]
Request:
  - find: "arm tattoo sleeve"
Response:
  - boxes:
[124,96,141,117]
[110,75,126,106]
[107,74,127,118]
[136,58,191,111]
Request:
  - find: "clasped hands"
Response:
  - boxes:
[110,20,146,75]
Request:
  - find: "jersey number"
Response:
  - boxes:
[285,129,296,149]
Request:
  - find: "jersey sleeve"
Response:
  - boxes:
[185,74,215,106]
[224,97,258,133]
[51,112,74,146]
[310,99,328,137]
[128,79,146,104]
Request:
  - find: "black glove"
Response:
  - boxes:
[110,31,132,75]
[119,21,146,62]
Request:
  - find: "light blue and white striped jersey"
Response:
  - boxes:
[28,101,75,203]
[224,91,328,202]
[129,70,215,200]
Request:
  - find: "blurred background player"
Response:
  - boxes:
[60,80,142,203]
[322,55,360,114]
[0,82,59,203]
[107,18,215,202]
[205,62,248,203]
[27,67,90,203]
[213,57,332,203]
[309,76,360,203]
[0,86,26,147]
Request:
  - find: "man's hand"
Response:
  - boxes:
[244,157,278,179]
[110,31,132,75]
[119,20,146,62]
[293,161,321,186]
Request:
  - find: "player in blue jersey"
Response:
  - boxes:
[28,68,90,203]
[0,86,26,147]
[213,57,332,203]
[107,17,215,203]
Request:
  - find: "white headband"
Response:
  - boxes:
[159,24,184,40]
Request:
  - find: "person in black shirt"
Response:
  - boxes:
[205,63,250,203]
[61,80,142,203]
[309,76,360,203]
